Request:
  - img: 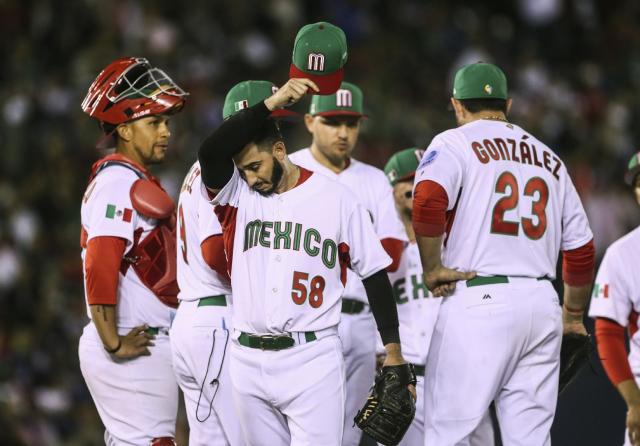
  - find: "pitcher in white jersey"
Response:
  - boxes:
[590,151,640,446]
[289,81,407,446]
[78,57,188,445]
[197,78,415,446]
[412,62,595,445]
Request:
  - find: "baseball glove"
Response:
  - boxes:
[559,332,591,394]
[354,363,417,446]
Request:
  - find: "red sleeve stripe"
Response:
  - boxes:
[562,239,595,286]
[412,180,449,237]
[380,238,404,273]
[201,234,230,281]
[595,317,634,385]
[85,236,126,305]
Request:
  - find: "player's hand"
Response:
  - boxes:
[264,78,319,110]
[112,325,155,359]
[562,306,587,336]
[424,266,476,297]
[382,343,417,401]
[628,404,640,445]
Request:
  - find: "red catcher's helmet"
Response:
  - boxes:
[81,57,188,125]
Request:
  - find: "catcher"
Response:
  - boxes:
[589,151,640,446]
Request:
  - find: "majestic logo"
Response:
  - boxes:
[234,100,249,112]
[484,84,493,95]
[307,53,325,72]
[482,294,492,300]
[336,89,352,107]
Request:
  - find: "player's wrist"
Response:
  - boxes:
[104,337,122,354]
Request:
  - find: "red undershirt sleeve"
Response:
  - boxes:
[562,239,595,286]
[85,236,126,305]
[595,317,634,385]
[380,238,404,272]
[412,180,449,237]
[201,234,229,279]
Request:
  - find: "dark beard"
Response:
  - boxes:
[254,156,284,196]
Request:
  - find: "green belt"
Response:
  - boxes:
[466,275,551,287]
[197,295,227,307]
[238,331,318,351]
[342,298,366,315]
[412,364,425,376]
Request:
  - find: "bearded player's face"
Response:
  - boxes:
[122,115,172,165]
[235,145,284,196]
[306,115,361,166]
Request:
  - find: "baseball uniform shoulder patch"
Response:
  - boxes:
[418,150,439,169]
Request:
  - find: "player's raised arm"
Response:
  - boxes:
[198,78,318,191]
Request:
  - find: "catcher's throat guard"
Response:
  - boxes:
[354,363,417,446]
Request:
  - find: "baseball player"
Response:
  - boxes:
[78,57,187,445]
[412,62,595,445]
[589,151,640,446]
[288,82,407,446]
[383,148,495,446]
[197,78,413,446]
[171,157,241,446]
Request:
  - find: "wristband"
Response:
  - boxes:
[104,338,122,354]
[563,304,584,316]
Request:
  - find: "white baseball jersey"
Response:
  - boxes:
[209,167,391,334]
[289,148,407,302]
[415,119,593,278]
[589,226,640,370]
[177,161,231,300]
[81,164,175,328]
[387,242,439,365]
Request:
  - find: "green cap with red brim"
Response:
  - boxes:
[222,80,298,120]
[453,62,508,100]
[289,22,348,95]
[384,148,426,186]
[309,82,364,117]
[625,151,640,185]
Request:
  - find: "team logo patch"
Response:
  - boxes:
[105,204,132,222]
[387,169,398,183]
[234,100,249,112]
[484,84,493,95]
[336,89,352,107]
[417,149,439,169]
[307,53,325,72]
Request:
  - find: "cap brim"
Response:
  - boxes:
[312,110,366,118]
[289,64,344,95]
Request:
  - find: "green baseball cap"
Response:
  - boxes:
[222,80,297,120]
[309,82,365,117]
[384,147,425,186]
[289,22,348,95]
[625,151,640,185]
[453,62,508,100]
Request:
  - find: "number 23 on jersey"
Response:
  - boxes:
[491,171,549,239]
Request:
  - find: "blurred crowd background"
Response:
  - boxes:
[1,0,639,444]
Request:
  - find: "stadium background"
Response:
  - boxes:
[1,0,639,444]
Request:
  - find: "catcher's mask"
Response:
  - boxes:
[81,57,188,126]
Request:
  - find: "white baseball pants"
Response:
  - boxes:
[229,331,345,446]
[339,310,377,446]
[424,277,562,446]
[170,298,244,446]
[78,322,178,446]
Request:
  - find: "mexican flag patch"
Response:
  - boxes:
[105,204,132,222]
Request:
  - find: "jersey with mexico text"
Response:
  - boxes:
[81,164,175,328]
[414,119,593,278]
[289,148,407,303]
[209,167,391,334]
[588,226,640,371]
[387,242,438,365]
[177,161,231,301]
